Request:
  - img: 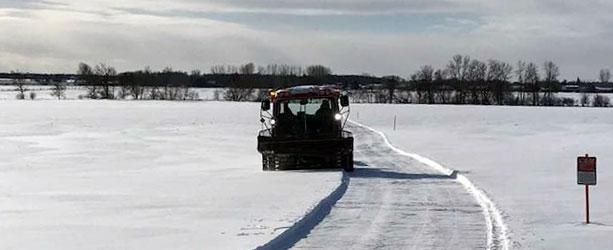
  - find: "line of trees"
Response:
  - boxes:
[209,63,332,77]
[350,55,611,107]
[4,58,611,106]
[71,62,335,101]
[76,63,200,100]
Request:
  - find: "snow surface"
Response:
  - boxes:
[351,104,613,250]
[0,86,221,101]
[3,99,612,249]
[0,101,341,250]
[292,124,488,249]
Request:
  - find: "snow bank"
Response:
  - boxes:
[352,104,613,249]
[0,101,341,250]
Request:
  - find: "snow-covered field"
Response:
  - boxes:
[0,86,87,100]
[0,86,221,101]
[351,104,613,250]
[0,101,341,250]
[3,98,613,250]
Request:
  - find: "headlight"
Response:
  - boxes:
[271,119,276,125]
[334,113,342,121]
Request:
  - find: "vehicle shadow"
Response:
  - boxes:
[354,160,369,167]
[288,169,345,173]
[349,167,456,180]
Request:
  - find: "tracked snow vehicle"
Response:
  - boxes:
[257,86,354,171]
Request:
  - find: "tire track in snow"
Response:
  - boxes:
[350,120,510,250]
[255,172,350,250]
[291,124,488,250]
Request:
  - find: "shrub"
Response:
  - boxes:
[593,94,611,107]
[580,93,591,106]
[29,92,36,100]
[561,97,575,106]
[223,88,254,102]
[184,90,200,101]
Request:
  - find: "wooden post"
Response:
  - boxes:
[393,115,397,131]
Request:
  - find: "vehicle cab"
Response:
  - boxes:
[258,85,354,171]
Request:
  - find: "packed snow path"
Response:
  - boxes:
[291,124,487,250]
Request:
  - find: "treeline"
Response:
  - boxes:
[3,56,613,106]
[71,62,347,101]
[71,62,341,100]
[209,63,332,77]
[76,63,200,100]
[350,55,612,107]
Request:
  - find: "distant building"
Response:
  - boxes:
[561,85,579,92]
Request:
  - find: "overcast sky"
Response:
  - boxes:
[1,0,613,80]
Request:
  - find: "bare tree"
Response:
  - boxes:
[306,65,332,77]
[417,65,434,82]
[383,75,402,103]
[525,62,540,105]
[183,70,201,100]
[542,61,559,106]
[278,65,291,76]
[434,69,451,103]
[415,65,435,103]
[465,59,487,104]
[226,65,239,74]
[580,93,591,107]
[490,60,513,82]
[11,70,27,99]
[78,63,97,99]
[446,55,471,103]
[488,60,513,105]
[210,65,226,74]
[94,63,117,99]
[160,67,175,100]
[223,88,254,101]
[292,65,304,76]
[447,55,469,81]
[50,79,66,100]
[599,69,611,83]
[542,61,560,83]
[257,66,266,75]
[593,94,611,107]
[239,62,255,75]
[266,64,279,75]
[516,61,527,104]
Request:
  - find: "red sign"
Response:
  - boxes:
[578,157,596,172]
[577,155,597,223]
[577,155,597,186]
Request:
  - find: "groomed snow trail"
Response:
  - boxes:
[291,124,488,250]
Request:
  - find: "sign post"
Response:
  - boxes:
[585,185,589,223]
[577,154,597,224]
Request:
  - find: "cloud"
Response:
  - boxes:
[0,0,67,10]
[197,0,487,15]
[1,0,613,80]
[0,7,290,73]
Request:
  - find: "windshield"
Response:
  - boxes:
[279,98,335,116]
[274,98,338,137]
